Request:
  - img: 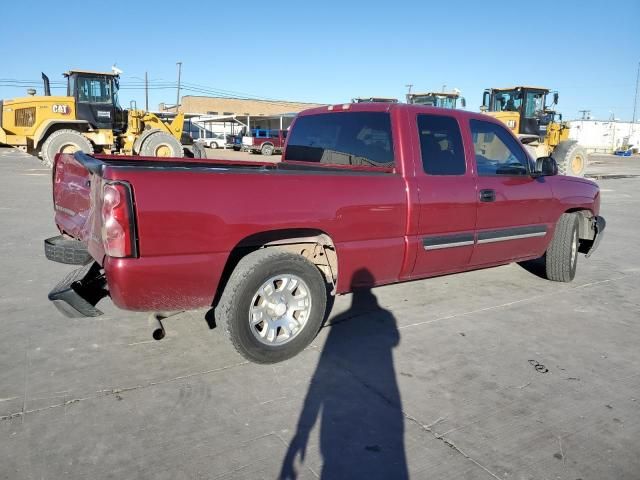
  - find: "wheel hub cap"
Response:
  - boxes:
[249,274,312,346]
[572,155,584,174]
[273,303,287,316]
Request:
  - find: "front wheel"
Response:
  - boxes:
[543,213,580,282]
[140,132,183,157]
[216,249,328,364]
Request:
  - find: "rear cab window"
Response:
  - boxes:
[417,114,466,175]
[284,112,394,169]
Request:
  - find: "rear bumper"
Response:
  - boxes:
[585,215,606,258]
[48,262,107,318]
[44,235,93,265]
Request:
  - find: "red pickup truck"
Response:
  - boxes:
[45,103,605,363]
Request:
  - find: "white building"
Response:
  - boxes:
[569,120,639,153]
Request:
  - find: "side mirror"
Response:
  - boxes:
[534,156,558,176]
[553,92,559,105]
[460,97,466,108]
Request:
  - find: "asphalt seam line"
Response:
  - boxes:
[0,360,249,421]
[399,274,632,330]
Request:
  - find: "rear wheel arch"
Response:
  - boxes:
[212,229,338,309]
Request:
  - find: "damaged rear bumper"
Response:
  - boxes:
[45,236,108,318]
[48,262,108,318]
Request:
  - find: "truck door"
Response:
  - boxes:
[467,119,554,265]
[410,112,478,276]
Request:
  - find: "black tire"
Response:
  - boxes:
[140,132,183,157]
[544,213,579,282]
[261,143,274,156]
[215,249,328,364]
[133,128,162,155]
[554,141,587,177]
[210,142,219,149]
[191,142,207,159]
[41,129,93,168]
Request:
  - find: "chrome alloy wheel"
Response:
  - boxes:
[249,274,312,345]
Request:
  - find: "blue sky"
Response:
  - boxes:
[2,0,638,120]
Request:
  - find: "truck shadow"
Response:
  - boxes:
[279,268,408,480]
[517,257,548,279]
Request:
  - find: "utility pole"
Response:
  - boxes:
[405,84,413,103]
[144,71,149,112]
[176,61,182,113]
[632,61,639,125]
[578,110,591,120]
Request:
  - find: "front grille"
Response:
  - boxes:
[15,107,36,127]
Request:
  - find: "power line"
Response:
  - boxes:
[0,78,322,108]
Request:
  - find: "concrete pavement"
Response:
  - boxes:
[0,149,638,479]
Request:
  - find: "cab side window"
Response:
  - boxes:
[417,114,466,175]
[470,120,530,176]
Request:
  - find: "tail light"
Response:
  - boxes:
[101,181,137,258]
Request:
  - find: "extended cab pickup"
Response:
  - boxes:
[242,129,287,156]
[45,103,605,363]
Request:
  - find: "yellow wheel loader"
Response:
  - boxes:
[406,91,466,109]
[481,86,587,176]
[0,70,188,167]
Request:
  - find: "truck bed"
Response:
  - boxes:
[51,151,408,311]
[83,153,394,176]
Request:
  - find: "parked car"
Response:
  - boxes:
[242,129,287,155]
[197,132,227,149]
[45,103,605,364]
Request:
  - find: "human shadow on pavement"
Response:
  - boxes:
[280,269,408,480]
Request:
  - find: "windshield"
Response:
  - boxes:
[492,90,522,113]
[410,95,456,109]
[524,91,545,118]
[76,75,115,104]
[435,96,456,109]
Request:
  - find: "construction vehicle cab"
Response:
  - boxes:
[481,86,587,176]
[1,68,188,167]
[406,91,466,109]
[352,97,399,103]
[64,70,127,133]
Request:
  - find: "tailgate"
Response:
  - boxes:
[52,152,104,256]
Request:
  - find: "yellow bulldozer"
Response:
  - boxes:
[481,86,587,176]
[0,69,189,166]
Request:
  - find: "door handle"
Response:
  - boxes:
[479,189,496,202]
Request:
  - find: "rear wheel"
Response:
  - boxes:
[215,249,328,364]
[140,132,183,157]
[191,142,207,159]
[41,129,93,168]
[543,213,580,282]
[554,141,587,177]
[261,144,274,156]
